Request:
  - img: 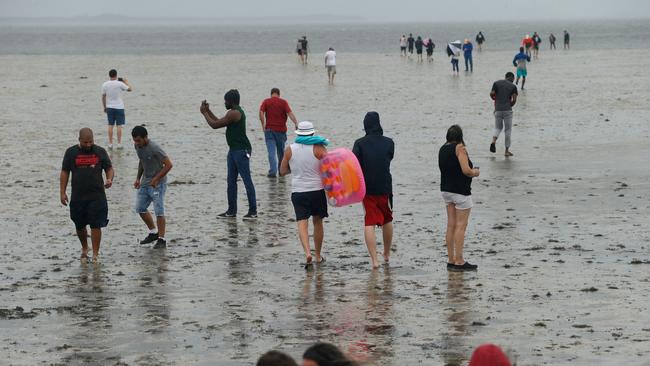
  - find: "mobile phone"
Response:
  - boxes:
[118,77,123,82]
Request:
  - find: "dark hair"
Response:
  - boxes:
[303,343,346,366]
[131,125,148,138]
[446,124,464,145]
[505,72,515,79]
[256,350,298,366]
[224,89,240,105]
[109,69,117,78]
[519,46,524,52]
[271,88,280,96]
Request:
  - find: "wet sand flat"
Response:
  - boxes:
[1,49,650,365]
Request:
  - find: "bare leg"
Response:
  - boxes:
[156,216,166,238]
[382,222,393,263]
[76,228,89,261]
[521,77,526,90]
[107,125,114,145]
[139,212,156,231]
[453,208,471,265]
[297,219,311,262]
[116,126,123,144]
[90,228,101,262]
[364,226,380,268]
[313,216,324,262]
[445,204,457,263]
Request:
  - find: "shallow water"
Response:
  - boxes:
[1,47,650,365]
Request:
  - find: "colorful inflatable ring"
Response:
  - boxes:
[320,148,366,207]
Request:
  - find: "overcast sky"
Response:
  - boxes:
[1,0,649,21]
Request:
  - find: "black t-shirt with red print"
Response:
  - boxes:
[62,145,111,202]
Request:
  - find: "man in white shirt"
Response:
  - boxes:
[101,69,132,149]
[324,47,337,85]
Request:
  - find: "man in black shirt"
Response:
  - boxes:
[407,33,415,56]
[60,128,114,263]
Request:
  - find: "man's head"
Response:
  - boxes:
[78,128,94,152]
[519,46,524,53]
[109,69,117,79]
[131,125,149,148]
[505,72,515,82]
[224,89,240,110]
[328,47,334,51]
[256,350,298,366]
[270,88,280,97]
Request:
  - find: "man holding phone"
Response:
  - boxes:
[101,69,132,149]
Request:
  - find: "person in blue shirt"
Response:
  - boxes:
[463,39,474,72]
[512,47,531,89]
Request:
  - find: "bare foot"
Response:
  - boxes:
[80,253,88,264]
[383,252,390,263]
[91,256,99,264]
[304,255,313,270]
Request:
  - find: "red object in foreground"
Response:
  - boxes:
[468,343,512,366]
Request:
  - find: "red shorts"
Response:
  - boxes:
[363,194,393,227]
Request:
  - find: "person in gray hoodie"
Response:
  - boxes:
[352,112,395,268]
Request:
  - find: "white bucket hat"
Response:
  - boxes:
[296,121,315,135]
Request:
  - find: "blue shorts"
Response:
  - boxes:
[135,183,167,216]
[106,108,126,126]
[516,68,527,78]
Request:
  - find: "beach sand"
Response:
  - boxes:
[1,49,650,365]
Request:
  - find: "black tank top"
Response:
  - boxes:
[439,143,473,195]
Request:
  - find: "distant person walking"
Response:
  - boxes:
[352,112,394,269]
[325,47,337,85]
[513,46,531,90]
[280,121,329,268]
[463,39,474,72]
[563,30,570,49]
[259,88,298,177]
[439,125,480,271]
[200,89,257,219]
[532,32,542,58]
[101,69,132,149]
[450,47,460,74]
[415,36,424,62]
[522,35,533,58]
[426,38,435,62]
[400,35,407,56]
[60,128,113,263]
[299,36,309,64]
[549,33,557,50]
[475,31,486,51]
[407,33,415,56]
[132,126,173,249]
[489,72,518,157]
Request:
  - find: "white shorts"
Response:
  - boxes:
[441,191,473,210]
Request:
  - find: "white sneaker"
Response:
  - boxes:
[117,143,123,150]
[108,144,113,150]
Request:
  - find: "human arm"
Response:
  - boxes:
[456,144,479,178]
[104,167,114,188]
[134,161,143,188]
[150,157,172,188]
[512,55,518,67]
[60,170,70,206]
[288,112,298,129]
[102,94,107,113]
[259,110,266,130]
[313,145,327,160]
[121,78,132,92]
[510,90,518,107]
[490,82,497,100]
[279,146,292,176]
[200,100,241,129]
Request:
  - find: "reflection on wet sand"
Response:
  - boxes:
[441,271,472,366]
[60,264,118,364]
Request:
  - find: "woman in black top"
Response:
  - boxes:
[438,125,480,271]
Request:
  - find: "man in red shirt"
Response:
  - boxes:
[259,88,298,177]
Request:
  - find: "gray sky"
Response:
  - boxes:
[1,0,649,21]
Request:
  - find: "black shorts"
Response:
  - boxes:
[70,199,109,230]
[291,190,328,221]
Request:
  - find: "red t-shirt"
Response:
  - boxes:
[260,96,292,132]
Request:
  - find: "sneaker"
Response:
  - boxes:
[153,238,167,249]
[243,212,258,220]
[108,144,113,150]
[267,173,277,178]
[490,143,496,153]
[140,232,159,245]
[117,143,123,150]
[217,211,236,218]
[454,262,478,271]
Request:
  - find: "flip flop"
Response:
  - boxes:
[304,256,313,270]
[316,257,326,264]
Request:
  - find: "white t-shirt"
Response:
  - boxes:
[325,50,336,66]
[101,80,129,109]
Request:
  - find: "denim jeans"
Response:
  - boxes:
[264,129,287,175]
[227,149,257,214]
[136,183,167,216]
[464,55,473,71]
